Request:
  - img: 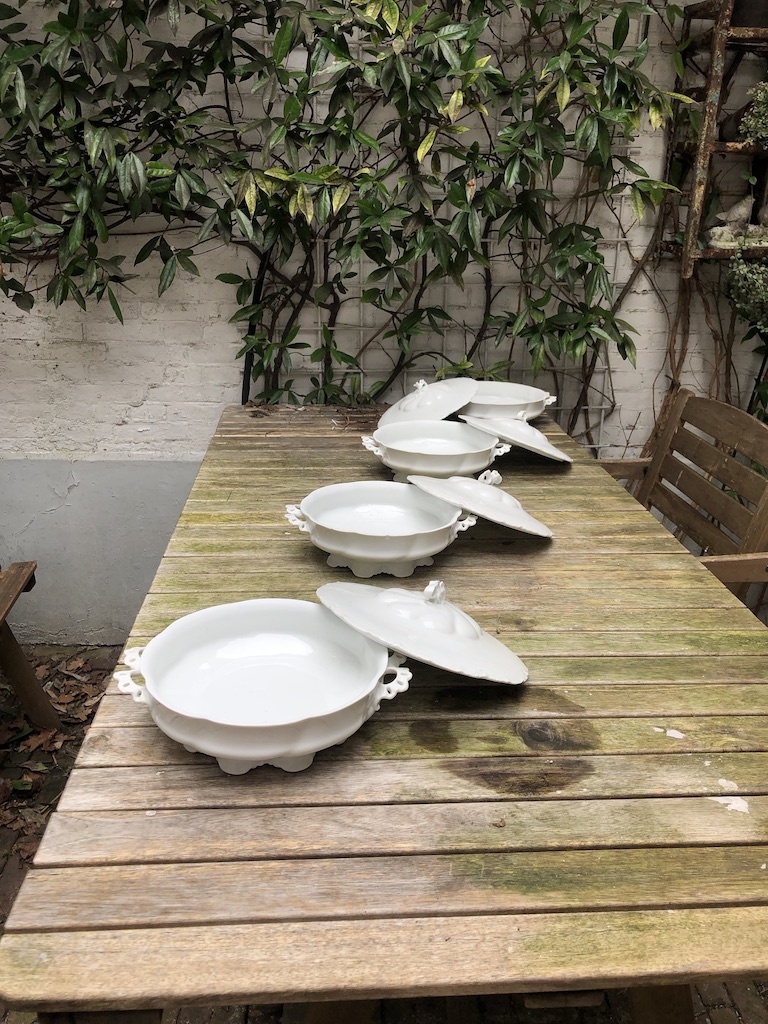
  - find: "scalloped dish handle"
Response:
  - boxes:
[491,443,512,460]
[374,653,411,706]
[115,647,148,704]
[285,505,310,532]
[453,514,477,537]
[361,435,383,457]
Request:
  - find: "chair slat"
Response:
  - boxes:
[653,452,753,542]
[684,395,768,468]
[672,426,768,506]
[648,482,740,556]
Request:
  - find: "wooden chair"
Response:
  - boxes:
[0,562,60,729]
[600,388,768,601]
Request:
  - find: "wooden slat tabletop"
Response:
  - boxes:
[2,403,768,1021]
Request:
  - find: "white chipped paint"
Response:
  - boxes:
[708,796,750,813]
[665,728,685,739]
[761,864,766,870]
[704,760,712,766]
[653,727,665,733]
[718,778,739,792]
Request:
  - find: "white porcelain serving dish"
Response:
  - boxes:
[408,471,553,538]
[378,377,479,427]
[459,382,556,421]
[114,599,411,775]
[362,420,510,481]
[286,480,476,578]
[318,579,528,685]
[460,413,572,463]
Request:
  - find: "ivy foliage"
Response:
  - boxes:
[0,0,677,403]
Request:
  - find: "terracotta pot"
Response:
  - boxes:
[732,0,768,28]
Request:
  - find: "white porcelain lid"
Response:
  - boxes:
[378,378,479,426]
[407,471,553,538]
[317,579,528,685]
[460,413,572,463]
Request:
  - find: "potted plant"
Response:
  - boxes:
[727,253,768,331]
[738,82,768,147]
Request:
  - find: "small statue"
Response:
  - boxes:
[715,195,755,231]
[706,224,737,246]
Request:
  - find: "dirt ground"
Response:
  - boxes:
[2,648,768,1024]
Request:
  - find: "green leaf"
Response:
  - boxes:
[118,156,133,201]
[107,287,124,323]
[174,173,191,210]
[629,185,645,223]
[297,183,314,224]
[556,76,570,114]
[446,88,463,122]
[273,20,294,65]
[14,66,25,112]
[134,236,159,265]
[417,129,437,164]
[613,7,630,50]
[332,183,351,214]
[158,255,178,296]
[167,0,180,35]
[382,0,399,33]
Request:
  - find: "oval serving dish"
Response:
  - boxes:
[362,419,510,481]
[459,381,556,421]
[286,480,476,578]
[114,599,411,774]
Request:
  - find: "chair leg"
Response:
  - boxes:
[0,620,60,730]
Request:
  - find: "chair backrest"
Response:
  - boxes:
[635,388,768,558]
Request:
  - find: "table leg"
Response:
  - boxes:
[629,984,695,1024]
[0,620,60,730]
[284,1001,379,1024]
[38,1012,163,1024]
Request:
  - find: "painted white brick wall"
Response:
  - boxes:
[1,14,765,463]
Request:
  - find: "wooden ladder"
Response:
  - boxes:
[679,0,768,276]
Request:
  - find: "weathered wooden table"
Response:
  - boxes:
[2,404,768,1024]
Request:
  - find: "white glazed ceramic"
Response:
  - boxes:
[378,377,479,427]
[318,579,528,685]
[286,480,476,578]
[114,599,411,774]
[459,382,556,421]
[408,471,553,538]
[363,420,511,481]
[460,413,572,464]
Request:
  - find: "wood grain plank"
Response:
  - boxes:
[74,713,768,770]
[4,906,768,1009]
[123,629,768,658]
[129,599,763,637]
[93,681,768,725]
[32,795,768,867]
[55,751,768,811]
[10,844,768,933]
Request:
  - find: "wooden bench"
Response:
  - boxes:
[0,562,60,730]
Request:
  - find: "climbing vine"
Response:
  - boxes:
[0,0,678,412]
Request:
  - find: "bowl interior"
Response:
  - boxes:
[141,600,386,727]
[302,481,459,535]
[373,420,497,455]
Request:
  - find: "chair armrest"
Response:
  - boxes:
[699,552,768,584]
[597,457,652,481]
